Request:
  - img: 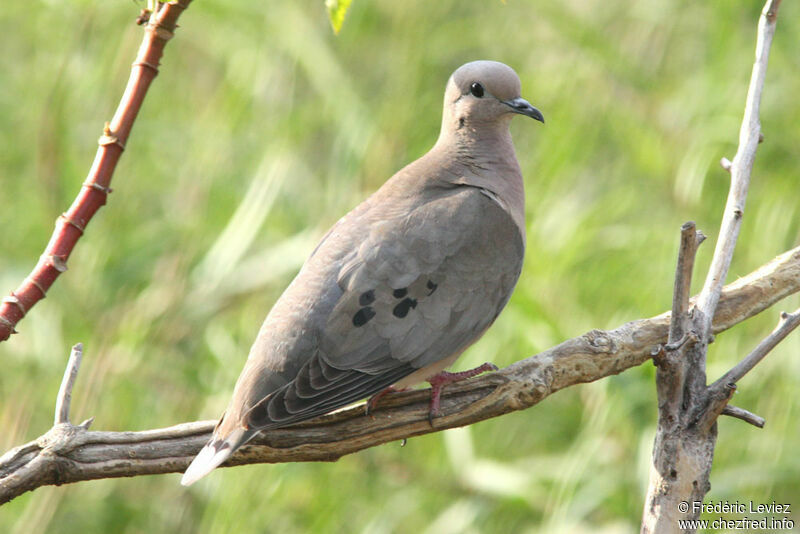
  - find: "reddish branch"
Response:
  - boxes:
[0,0,192,342]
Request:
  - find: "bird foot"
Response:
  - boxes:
[427,362,499,423]
[365,386,409,416]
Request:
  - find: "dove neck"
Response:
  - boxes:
[435,117,519,169]
[432,117,526,240]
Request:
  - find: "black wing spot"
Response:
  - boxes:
[359,290,375,306]
[426,280,438,295]
[392,288,408,299]
[352,306,376,327]
[392,298,418,318]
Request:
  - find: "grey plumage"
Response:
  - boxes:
[182,60,543,485]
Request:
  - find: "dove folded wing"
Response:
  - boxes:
[242,186,523,430]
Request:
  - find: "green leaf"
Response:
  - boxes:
[325,0,353,35]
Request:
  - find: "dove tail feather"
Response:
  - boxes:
[181,427,257,486]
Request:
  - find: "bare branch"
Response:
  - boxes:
[0,0,193,342]
[721,405,765,428]
[694,0,782,334]
[669,222,703,344]
[712,308,800,390]
[654,223,703,428]
[713,247,799,332]
[54,344,84,425]
[1,247,798,505]
[642,3,784,531]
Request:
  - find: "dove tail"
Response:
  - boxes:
[181,426,257,486]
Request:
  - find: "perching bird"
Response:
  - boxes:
[181,60,543,486]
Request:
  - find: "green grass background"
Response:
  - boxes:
[1,1,798,532]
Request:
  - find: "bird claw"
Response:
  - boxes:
[426,362,499,425]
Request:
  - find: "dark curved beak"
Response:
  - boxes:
[504,97,544,123]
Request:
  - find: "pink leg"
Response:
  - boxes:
[365,386,409,416]
[427,362,499,422]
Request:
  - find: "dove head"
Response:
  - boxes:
[440,61,544,137]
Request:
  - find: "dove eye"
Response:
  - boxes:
[469,82,484,98]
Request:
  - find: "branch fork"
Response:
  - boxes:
[44,343,94,475]
[642,2,787,531]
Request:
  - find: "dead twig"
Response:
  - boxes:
[54,343,84,425]
[721,405,765,428]
[654,222,703,428]
[712,309,800,390]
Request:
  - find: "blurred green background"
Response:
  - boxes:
[1,0,798,532]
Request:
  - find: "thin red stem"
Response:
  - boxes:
[0,1,192,342]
